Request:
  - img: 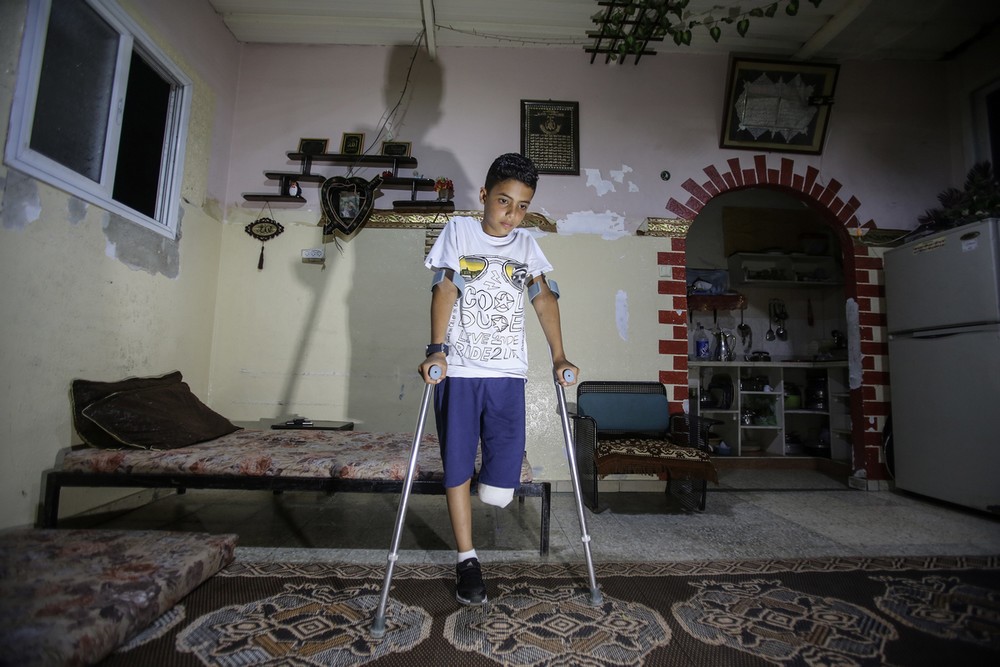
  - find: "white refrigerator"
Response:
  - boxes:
[883,217,1000,513]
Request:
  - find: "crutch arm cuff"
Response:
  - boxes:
[431,269,464,295]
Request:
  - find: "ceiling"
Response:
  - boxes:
[205,0,1000,63]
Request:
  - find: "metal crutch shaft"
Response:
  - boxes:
[370,365,441,638]
[554,368,603,605]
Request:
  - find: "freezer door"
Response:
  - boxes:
[884,218,1000,333]
[888,327,1000,512]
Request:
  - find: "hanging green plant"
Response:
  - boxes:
[586,0,824,64]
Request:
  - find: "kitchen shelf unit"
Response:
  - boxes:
[687,293,746,323]
[690,359,850,461]
[727,252,843,287]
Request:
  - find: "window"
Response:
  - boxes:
[972,77,1000,171]
[5,0,191,238]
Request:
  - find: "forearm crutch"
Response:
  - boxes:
[554,368,603,605]
[370,365,440,639]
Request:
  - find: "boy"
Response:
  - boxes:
[419,153,578,605]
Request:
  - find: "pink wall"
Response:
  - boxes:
[225,46,951,229]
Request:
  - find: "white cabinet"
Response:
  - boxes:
[691,360,850,460]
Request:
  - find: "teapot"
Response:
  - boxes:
[712,329,736,361]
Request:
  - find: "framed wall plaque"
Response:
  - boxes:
[340,133,365,155]
[720,57,840,155]
[380,141,412,158]
[297,138,328,156]
[520,100,580,175]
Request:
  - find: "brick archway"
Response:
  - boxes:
[656,154,889,482]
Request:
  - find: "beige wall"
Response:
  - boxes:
[0,0,241,528]
[211,220,666,479]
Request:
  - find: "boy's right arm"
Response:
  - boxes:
[420,269,459,384]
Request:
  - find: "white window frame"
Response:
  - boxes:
[4,0,192,239]
[971,77,1000,167]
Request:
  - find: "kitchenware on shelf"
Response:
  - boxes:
[699,390,718,409]
[765,302,776,341]
[707,374,734,410]
[784,383,802,409]
[775,299,788,340]
[712,329,736,361]
[805,377,828,410]
[738,309,752,347]
[744,350,771,362]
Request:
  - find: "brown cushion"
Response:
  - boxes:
[72,371,183,448]
[81,381,239,450]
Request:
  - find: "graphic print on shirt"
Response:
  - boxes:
[454,254,528,362]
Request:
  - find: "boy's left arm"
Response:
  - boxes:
[529,275,579,386]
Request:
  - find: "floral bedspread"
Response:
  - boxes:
[59,430,533,483]
[0,528,236,666]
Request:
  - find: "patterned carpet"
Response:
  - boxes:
[100,555,1000,666]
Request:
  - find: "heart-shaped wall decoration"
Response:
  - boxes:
[320,175,383,237]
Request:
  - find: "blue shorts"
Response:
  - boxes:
[433,377,526,489]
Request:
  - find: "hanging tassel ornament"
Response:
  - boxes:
[244,202,284,270]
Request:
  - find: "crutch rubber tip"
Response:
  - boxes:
[429,365,442,380]
[562,369,575,383]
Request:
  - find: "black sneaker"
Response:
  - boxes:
[455,557,487,605]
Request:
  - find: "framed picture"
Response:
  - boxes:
[720,57,840,155]
[340,133,365,155]
[380,141,412,158]
[520,100,580,175]
[297,138,328,156]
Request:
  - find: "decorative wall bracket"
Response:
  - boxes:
[320,175,383,236]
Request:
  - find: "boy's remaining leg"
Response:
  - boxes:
[447,481,487,604]
[446,481,474,553]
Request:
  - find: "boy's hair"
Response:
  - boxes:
[485,153,538,192]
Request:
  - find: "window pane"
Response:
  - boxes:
[113,50,170,218]
[30,0,119,182]
[987,87,1000,176]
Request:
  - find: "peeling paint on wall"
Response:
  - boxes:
[0,171,41,230]
[609,165,633,183]
[585,165,639,197]
[558,210,628,239]
[584,168,615,196]
[616,289,629,341]
[102,208,183,278]
[67,197,87,225]
[846,298,862,389]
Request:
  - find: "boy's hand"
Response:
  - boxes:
[553,359,579,386]
[420,353,447,384]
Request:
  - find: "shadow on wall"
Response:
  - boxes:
[358,44,472,208]
[344,45,469,432]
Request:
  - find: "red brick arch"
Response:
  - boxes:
[656,154,890,482]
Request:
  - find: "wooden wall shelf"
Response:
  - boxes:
[243,150,438,207]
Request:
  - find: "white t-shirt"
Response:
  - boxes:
[425,216,553,379]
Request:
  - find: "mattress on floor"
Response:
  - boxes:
[0,528,237,666]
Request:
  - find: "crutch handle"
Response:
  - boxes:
[561,369,575,383]
[428,364,442,380]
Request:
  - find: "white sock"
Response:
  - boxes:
[458,549,477,563]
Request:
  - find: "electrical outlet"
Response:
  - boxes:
[301,248,324,263]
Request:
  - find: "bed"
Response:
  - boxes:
[42,371,551,555]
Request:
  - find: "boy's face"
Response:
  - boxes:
[479,178,534,237]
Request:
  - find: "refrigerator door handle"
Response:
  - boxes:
[906,323,1000,339]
